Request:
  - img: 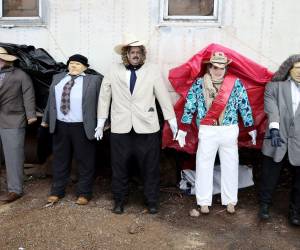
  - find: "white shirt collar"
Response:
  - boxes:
[67,72,86,77]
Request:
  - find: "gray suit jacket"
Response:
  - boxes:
[0,67,36,128]
[42,72,102,140]
[262,80,300,166]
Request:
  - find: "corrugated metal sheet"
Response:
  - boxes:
[0,0,299,102]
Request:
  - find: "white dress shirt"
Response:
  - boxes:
[55,73,85,122]
[269,79,300,130]
[291,79,300,115]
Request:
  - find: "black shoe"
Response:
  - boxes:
[258,203,270,220]
[148,203,158,214]
[289,209,300,226]
[112,202,124,214]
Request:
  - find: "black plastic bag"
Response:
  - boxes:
[0,43,103,112]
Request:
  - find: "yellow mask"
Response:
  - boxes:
[290,62,300,83]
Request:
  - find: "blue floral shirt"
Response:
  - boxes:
[181,78,254,127]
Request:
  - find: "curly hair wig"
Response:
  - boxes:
[121,45,146,66]
[272,54,300,82]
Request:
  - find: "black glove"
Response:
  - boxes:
[269,128,284,147]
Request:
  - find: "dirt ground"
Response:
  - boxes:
[0,166,299,250]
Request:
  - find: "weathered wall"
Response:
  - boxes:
[0,0,299,101]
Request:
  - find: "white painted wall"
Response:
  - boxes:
[0,0,299,101]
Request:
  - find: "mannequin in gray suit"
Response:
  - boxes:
[259,54,300,226]
[42,54,102,205]
[0,47,36,203]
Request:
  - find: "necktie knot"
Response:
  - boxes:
[126,64,142,71]
[70,75,77,80]
[125,64,142,95]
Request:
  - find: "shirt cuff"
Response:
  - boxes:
[269,122,279,130]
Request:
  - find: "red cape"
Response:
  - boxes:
[162,43,274,154]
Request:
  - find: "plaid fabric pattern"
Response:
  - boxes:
[60,75,78,115]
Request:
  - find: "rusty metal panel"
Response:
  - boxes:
[0,0,299,87]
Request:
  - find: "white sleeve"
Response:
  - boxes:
[269,122,279,130]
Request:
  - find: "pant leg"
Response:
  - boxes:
[195,125,219,206]
[110,132,132,202]
[290,165,300,211]
[134,131,161,205]
[0,128,25,194]
[71,124,96,199]
[259,155,283,205]
[218,125,239,206]
[51,121,72,197]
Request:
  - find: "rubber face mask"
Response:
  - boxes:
[127,46,143,66]
[290,62,300,83]
[209,65,226,81]
[68,61,87,75]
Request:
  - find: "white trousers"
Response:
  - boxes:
[195,124,239,206]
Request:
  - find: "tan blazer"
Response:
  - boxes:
[97,63,175,134]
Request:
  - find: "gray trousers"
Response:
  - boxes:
[0,128,25,194]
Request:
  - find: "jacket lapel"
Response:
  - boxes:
[117,65,131,97]
[0,67,14,90]
[53,72,67,86]
[82,74,91,100]
[51,73,67,100]
[132,64,147,97]
[282,81,294,117]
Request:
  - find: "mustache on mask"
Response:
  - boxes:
[133,56,139,60]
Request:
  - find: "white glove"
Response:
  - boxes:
[168,117,178,140]
[248,129,257,145]
[94,118,106,140]
[175,130,187,148]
